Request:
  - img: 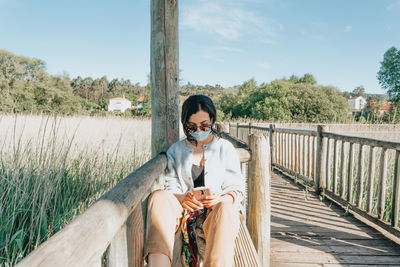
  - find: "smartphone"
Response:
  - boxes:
[192,187,211,201]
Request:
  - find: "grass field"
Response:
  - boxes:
[0,115,151,266]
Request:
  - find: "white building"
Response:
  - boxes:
[348,96,366,111]
[108,97,132,112]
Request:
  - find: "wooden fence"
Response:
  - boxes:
[229,122,400,240]
[16,130,270,267]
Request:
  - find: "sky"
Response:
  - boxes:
[1,0,399,94]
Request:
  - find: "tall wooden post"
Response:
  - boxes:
[150,0,180,157]
[248,133,271,266]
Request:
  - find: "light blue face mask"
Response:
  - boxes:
[189,129,212,141]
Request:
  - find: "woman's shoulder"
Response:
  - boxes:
[167,138,189,155]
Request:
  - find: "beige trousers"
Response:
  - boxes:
[145,190,240,267]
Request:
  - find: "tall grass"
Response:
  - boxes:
[0,115,151,266]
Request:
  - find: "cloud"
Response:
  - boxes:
[181,1,283,43]
[387,0,400,10]
[345,25,352,32]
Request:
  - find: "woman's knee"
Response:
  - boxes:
[148,190,182,214]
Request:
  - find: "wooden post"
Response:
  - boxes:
[269,124,275,169]
[367,146,376,213]
[377,148,388,220]
[302,135,306,176]
[333,139,338,194]
[150,0,179,157]
[340,141,347,198]
[308,136,312,178]
[315,125,326,192]
[292,134,299,173]
[357,144,365,208]
[347,143,355,203]
[392,150,400,227]
[127,204,145,267]
[325,138,331,191]
[108,224,128,267]
[248,134,271,267]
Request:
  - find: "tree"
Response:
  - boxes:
[219,76,350,122]
[351,86,366,98]
[377,46,400,103]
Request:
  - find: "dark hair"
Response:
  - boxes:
[181,95,219,144]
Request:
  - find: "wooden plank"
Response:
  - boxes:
[126,204,144,267]
[340,141,347,198]
[392,150,400,227]
[333,139,338,194]
[315,125,325,192]
[271,240,400,255]
[248,134,271,266]
[279,132,283,165]
[272,253,400,265]
[377,148,388,220]
[308,136,312,178]
[273,164,315,185]
[367,146,376,213]
[275,128,317,136]
[233,220,261,267]
[324,190,400,239]
[294,134,297,171]
[357,144,365,208]
[269,124,275,169]
[347,143,354,203]
[285,133,289,168]
[326,138,331,191]
[312,136,316,181]
[107,224,129,267]
[302,134,306,176]
[150,0,179,157]
[323,132,400,151]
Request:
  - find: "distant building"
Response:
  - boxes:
[348,96,366,112]
[108,97,132,112]
[369,100,393,115]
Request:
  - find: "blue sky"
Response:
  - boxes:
[1,0,399,94]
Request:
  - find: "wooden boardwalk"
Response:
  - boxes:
[270,170,400,267]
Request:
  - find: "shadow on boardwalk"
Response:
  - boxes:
[270,170,400,267]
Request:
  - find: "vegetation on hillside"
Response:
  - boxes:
[219,75,351,123]
[2,49,399,123]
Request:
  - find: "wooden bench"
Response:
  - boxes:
[15,133,270,267]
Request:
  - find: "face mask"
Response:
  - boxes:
[189,129,211,141]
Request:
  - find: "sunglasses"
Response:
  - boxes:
[185,123,212,133]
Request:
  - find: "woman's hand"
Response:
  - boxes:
[181,192,204,212]
[201,193,234,209]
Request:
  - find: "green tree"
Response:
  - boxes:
[351,86,366,98]
[377,47,400,103]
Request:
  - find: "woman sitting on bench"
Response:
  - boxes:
[145,95,245,267]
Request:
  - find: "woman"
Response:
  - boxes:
[145,95,245,267]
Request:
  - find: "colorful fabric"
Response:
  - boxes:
[181,209,205,267]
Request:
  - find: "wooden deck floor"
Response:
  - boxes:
[270,170,400,267]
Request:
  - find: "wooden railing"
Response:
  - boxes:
[16,130,271,267]
[228,122,400,239]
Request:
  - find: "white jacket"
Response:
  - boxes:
[164,135,246,213]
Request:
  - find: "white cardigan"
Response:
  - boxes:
[164,135,246,213]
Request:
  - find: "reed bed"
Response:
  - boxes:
[0,115,151,266]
